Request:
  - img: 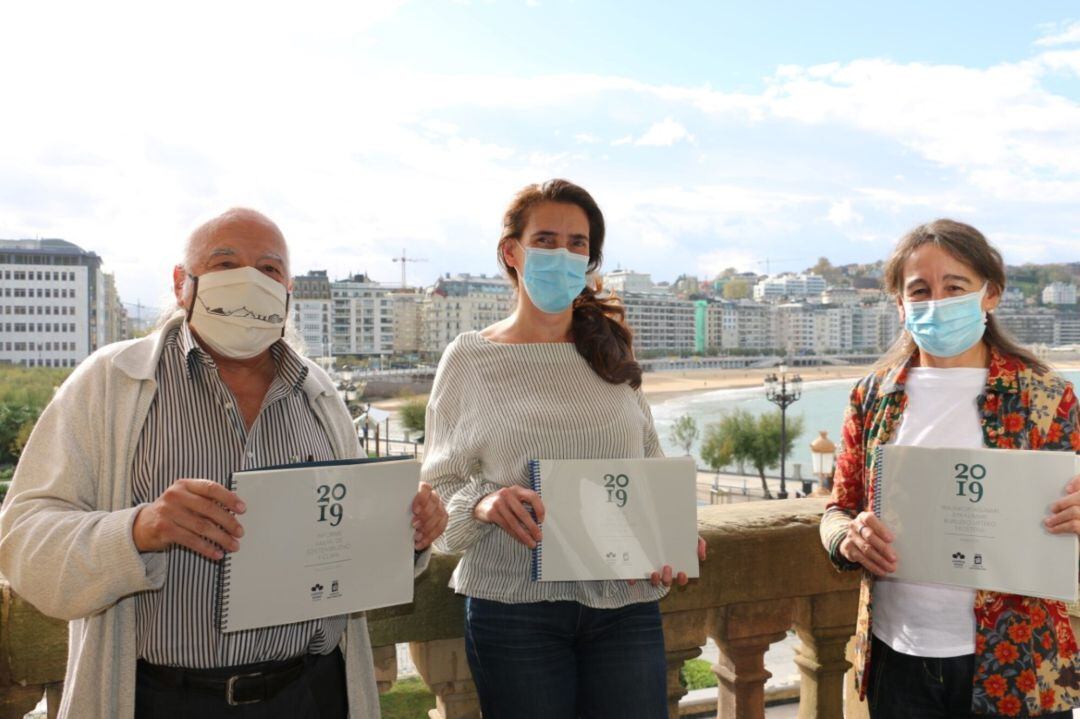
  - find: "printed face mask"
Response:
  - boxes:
[521,247,589,314]
[186,266,289,359]
[902,283,988,358]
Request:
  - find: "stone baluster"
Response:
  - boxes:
[371,644,398,694]
[409,638,481,719]
[793,591,859,719]
[709,598,794,719]
[661,609,708,718]
[0,581,66,719]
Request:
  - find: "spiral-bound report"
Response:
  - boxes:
[528,457,698,582]
[872,445,1078,601]
[216,457,418,633]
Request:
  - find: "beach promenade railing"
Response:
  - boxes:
[0,500,869,719]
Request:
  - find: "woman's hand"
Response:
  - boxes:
[1045,474,1080,536]
[839,511,898,576]
[412,482,448,551]
[474,486,545,549]
[632,537,707,588]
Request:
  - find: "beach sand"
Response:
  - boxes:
[371,358,1080,411]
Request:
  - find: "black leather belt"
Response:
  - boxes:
[137,654,309,706]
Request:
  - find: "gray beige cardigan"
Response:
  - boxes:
[0,316,425,718]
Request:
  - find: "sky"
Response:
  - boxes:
[2,1,1080,314]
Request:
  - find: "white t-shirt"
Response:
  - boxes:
[871,366,988,658]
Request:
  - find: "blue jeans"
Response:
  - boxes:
[464,597,668,719]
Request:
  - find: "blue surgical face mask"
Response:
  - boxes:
[902,283,988,358]
[521,247,589,314]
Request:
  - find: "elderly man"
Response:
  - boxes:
[0,208,447,718]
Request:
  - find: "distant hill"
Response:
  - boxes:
[801,258,1080,300]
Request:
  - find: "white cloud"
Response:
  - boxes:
[826,199,862,226]
[1036,21,1080,47]
[635,118,694,147]
[696,249,760,276]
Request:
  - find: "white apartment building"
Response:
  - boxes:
[604,270,655,294]
[331,274,394,357]
[291,270,333,357]
[0,239,109,367]
[1056,314,1080,346]
[391,290,424,355]
[1000,287,1026,309]
[1042,282,1078,306]
[819,287,860,306]
[753,273,827,302]
[717,300,776,352]
[621,290,696,354]
[774,303,853,354]
[420,274,513,354]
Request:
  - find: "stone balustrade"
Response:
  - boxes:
[0,499,868,719]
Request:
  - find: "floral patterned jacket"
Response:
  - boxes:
[819,348,1080,717]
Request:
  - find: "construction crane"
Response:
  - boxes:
[755,257,811,275]
[392,248,428,288]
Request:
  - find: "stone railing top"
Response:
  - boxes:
[0,500,859,676]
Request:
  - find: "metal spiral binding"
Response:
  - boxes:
[215,473,238,632]
[529,460,543,581]
[872,446,884,517]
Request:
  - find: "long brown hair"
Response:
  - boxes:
[877,218,1046,372]
[497,179,642,389]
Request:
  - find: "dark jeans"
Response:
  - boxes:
[867,635,1072,719]
[135,649,348,718]
[464,597,668,719]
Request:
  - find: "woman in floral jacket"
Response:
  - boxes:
[819,219,1080,718]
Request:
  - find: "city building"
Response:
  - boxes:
[0,239,109,367]
[291,270,333,357]
[714,300,777,352]
[1056,312,1080,346]
[1000,287,1026,309]
[420,274,514,354]
[621,290,696,354]
[774,303,853,354]
[331,273,395,357]
[1043,282,1078,306]
[995,307,1058,346]
[390,290,424,355]
[604,270,655,294]
[752,273,827,302]
[101,272,129,345]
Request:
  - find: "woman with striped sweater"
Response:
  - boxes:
[421,179,704,718]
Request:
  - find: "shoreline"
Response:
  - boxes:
[370,360,1080,411]
[639,365,872,402]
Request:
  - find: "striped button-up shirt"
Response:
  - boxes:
[131,323,347,668]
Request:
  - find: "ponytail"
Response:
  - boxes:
[571,281,642,389]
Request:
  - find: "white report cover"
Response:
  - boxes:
[529,457,699,582]
[217,457,418,633]
[873,445,1079,602]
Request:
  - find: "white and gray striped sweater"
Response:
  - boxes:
[421,331,668,608]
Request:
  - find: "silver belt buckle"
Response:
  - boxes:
[225,671,264,706]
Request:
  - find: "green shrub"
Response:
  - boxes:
[398,397,427,435]
[379,676,436,719]
[681,658,718,690]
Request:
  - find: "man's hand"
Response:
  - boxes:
[132,479,246,561]
[412,482,447,551]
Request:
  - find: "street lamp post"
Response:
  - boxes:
[810,430,837,495]
[764,363,802,499]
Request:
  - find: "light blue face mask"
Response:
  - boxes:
[521,247,589,314]
[902,283,988,358]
